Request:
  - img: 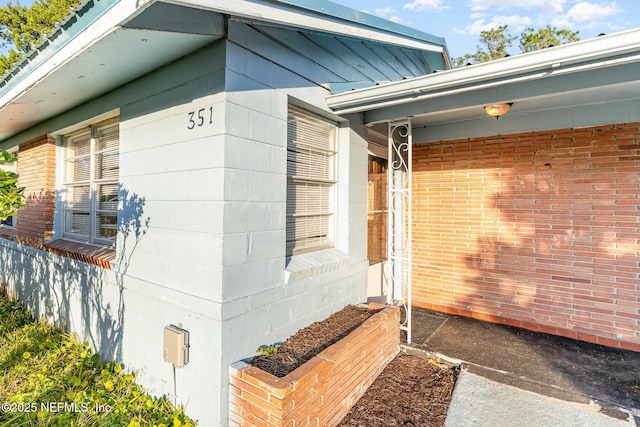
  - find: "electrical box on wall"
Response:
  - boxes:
[163,325,189,368]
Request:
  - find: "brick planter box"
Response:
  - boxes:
[229,304,400,426]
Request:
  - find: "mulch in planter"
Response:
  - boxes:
[251,304,381,378]
[251,304,459,425]
[338,352,459,427]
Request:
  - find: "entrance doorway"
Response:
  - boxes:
[367,150,388,303]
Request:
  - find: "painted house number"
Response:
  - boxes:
[187,107,214,130]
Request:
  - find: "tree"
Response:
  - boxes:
[519,26,580,53]
[0,0,80,76]
[0,151,25,221]
[452,25,580,68]
[0,2,31,53]
[452,25,515,68]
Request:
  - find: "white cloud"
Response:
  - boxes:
[495,14,533,30]
[467,0,565,14]
[565,1,623,22]
[404,0,450,12]
[373,6,403,23]
[454,15,533,36]
[465,0,624,30]
[375,7,396,17]
[550,1,623,28]
[470,12,487,19]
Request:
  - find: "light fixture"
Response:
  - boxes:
[484,103,513,119]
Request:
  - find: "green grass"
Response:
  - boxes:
[0,289,197,427]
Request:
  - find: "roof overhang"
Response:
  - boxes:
[0,0,448,144]
[327,28,640,133]
[177,0,446,53]
[0,0,224,143]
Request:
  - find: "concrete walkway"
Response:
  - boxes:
[445,370,635,427]
[404,307,640,426]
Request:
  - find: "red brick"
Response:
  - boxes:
[229,306,400,426]
[412,121,640,350]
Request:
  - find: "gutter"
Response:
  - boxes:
[327,28,640,114]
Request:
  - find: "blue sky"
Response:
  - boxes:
[331,0,640,58]
[1,0,639,58]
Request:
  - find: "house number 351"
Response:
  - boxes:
[187,107,213,130]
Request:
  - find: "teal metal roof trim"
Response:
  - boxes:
[0,0,118,95]
[276,0,447,47]
[1,0,449,97]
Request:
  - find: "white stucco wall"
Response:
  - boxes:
[0,24,369,426]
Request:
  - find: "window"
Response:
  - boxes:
[286,107,337,255]
[63,119,119,246]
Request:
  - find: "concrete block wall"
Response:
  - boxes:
[0,238,116,338]
[0,41,230,424]
[0,28,370,426]
[218,23,370,425]
[114,40,229,423]
[412,122,640,351]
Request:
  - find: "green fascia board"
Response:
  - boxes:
[0,0,119,96]
[276,0,447,47]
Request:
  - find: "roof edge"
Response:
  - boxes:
[174,0,446,53]
[0,0,119,93]
[327,28,640,114]
[275,0,447,47]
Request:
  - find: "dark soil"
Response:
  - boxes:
[338,353,458,427]
[251,304,458,426]
[251,304,381,377]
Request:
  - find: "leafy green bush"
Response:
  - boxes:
[0,292,197,427]
[0,151,25,221]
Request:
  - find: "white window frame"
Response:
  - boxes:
[62,118,119,247]
[286,106,338,255]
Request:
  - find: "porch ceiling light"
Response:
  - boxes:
[484,103,512,119]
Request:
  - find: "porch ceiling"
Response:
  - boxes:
[406,72,640,129]
[327,28,640,130]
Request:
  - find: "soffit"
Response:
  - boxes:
[0,1,224,142]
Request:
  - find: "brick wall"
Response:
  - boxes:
[229,305,400,426]
[412,122,640,351]
[16,136,56,248]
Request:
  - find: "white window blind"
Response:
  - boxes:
[287,107,337,255]
[63,119,119,246]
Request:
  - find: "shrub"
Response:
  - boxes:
[0,292,197,426]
